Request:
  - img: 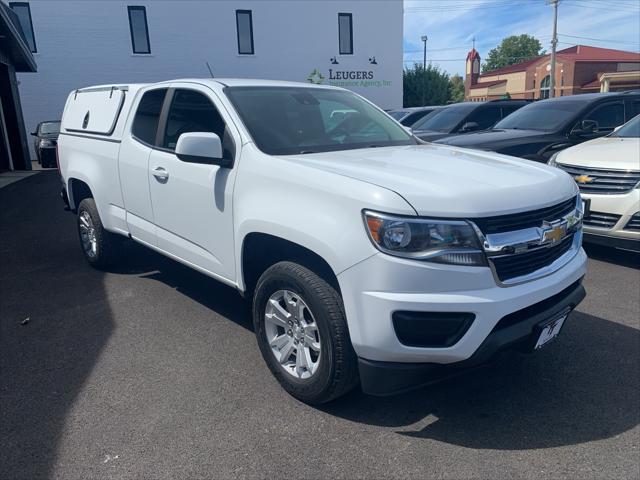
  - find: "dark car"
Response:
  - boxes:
[388,106,444,127]
[435,92,640,162]
[31,120,60,168]
[412,100,529,142]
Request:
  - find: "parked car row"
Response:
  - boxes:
[392,92,639,252]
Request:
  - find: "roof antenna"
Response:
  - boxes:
[206,62,215,78]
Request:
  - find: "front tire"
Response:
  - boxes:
[77,198,121,269]
[253,261,358,404]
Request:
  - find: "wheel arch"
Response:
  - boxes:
[240,231,341,299]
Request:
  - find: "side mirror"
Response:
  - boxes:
[460,121,480,132]
[175,132,232,167]
[573,119,598,135]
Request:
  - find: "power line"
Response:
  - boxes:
[558,33,640,46]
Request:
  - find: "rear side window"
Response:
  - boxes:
[501,105,521,118]
[585,102,624,130]
[627,100,640,120]
[464,106,501,130]
[162,89,234,160]
[132,89,167,145]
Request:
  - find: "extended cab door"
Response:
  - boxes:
[147,85,240,282]
[119,87,168,246]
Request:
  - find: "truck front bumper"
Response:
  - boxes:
[337,246,587,394]
[358,279,585,395]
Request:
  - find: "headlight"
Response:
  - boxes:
[363,211,486,266]
[39,139,54,147]
[547,152,559,167]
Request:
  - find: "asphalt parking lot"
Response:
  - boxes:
[1,171,639,480]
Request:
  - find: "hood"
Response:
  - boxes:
[280,144,577,217]
[413,131,450,142]
[435,129,545,147]
[556,136,640,171]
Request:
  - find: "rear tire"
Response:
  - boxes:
[77,198,122,269]
[253,261,358,404]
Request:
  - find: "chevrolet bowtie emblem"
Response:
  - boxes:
[574,174,595,184]
[541,221,568,244]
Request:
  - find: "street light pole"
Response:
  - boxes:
[548,0,559,98]
[421,35,428,106]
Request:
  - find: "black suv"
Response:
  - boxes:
[412,100,529,142]
[31,120,61,168]
[436,92,640,162]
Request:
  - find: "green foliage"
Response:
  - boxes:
[482,34,544,73]
[403,64,451,107]
[449,74,465,103]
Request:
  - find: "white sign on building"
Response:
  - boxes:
[6,0,403,155]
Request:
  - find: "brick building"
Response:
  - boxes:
[465,45,640,101]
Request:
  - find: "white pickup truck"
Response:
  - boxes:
[58,79,587,403]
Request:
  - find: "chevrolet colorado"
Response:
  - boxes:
[58,79,587,403]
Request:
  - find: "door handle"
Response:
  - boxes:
[152,166,169,182]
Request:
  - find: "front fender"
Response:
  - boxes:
[233,146,415,291]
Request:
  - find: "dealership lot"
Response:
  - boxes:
[1,172,638,480]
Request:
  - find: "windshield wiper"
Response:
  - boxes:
[299,150,317,154]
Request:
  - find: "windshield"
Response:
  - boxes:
[39,122,60,134]
[495,100,584,132]
[411,104,476,132]
[224,87,415,155]
[610,114,639,138]
[389,110,408,120]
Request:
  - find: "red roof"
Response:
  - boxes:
[556,45,640,62]
[479,45,640,78]
[466,48,480,61]
[469,79,507,89]
[581,79,601,89]
[480,56,542,76]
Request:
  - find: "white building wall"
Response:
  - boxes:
[6,0,403,156]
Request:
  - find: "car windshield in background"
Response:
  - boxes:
[389,111,408,120]
[610,115,640,138]
[224,87,416,155]
[411,104,476,132]
[40,122,60,134]
[494,100,585,132]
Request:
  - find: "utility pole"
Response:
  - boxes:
[548,0,559,98]
[421,35,428,106]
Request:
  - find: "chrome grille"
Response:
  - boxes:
[478,196,582,285]
[491,234,575,282]
[557,164,640,194]
[583,211,621,229]
[624,213,640,231]
[472,196,577,235]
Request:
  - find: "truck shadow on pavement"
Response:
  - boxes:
[322,310,640,450]
[0,172,115,479]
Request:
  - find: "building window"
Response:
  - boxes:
[236,10,254,55]
[540,74,551,99]
[9,2,37,53]
[338,13,353,55]
[127,6,151,54]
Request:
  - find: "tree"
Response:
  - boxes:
[403,64,450,107]
[449,74,465,103]
[482,34,544,73]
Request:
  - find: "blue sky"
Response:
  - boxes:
[403,0,640,76]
